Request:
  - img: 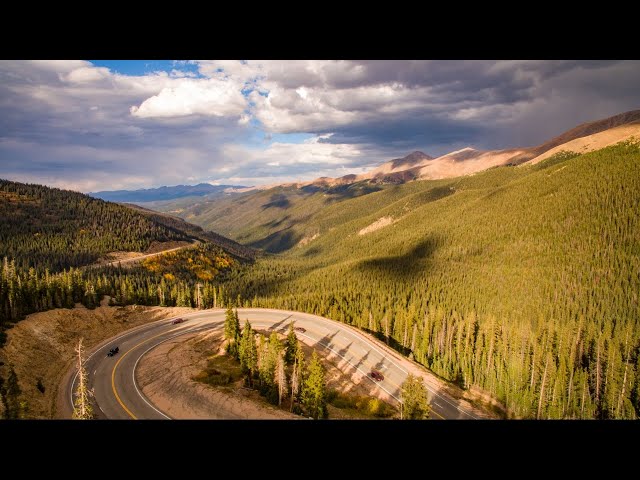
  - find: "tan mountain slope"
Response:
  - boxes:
[508,108,640,165]
[359,151,434,179]
[529,121,640,164]
[416,147,525,179]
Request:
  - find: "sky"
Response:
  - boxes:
[1,60,639,192]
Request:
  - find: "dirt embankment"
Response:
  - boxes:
[0,300,194,419]
[137,328,399,419]
[137,332,298,419]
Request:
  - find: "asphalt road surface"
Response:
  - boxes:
[64,308,484,420]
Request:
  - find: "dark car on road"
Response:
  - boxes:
[369,369,384,381]
[294,327,306,333]
[107,346,119,357]
[172,318,185,324]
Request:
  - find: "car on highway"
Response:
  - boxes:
[369,369,384,382]
[107,346,119,357]
[172,318,185,324]
[294,326,306,333]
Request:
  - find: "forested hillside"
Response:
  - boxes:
[150,110,640,246]
[124,203,254,260]
[215,141,640,419]
[0,180,194,272]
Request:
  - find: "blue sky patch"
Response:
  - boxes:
[90,60,201,78]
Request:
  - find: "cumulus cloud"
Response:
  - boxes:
[130,78,246,118]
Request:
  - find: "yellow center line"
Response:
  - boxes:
[111,329,176,419]
[431,408,445,419]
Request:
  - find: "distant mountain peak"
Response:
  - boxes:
[390,151,433,169]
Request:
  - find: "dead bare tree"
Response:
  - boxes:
[276,351,287,406]
[72,338,93,420]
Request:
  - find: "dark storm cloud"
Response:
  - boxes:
[257,60,639,152]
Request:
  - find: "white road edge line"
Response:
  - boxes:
[130,324,223,420]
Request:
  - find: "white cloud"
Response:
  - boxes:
[130,78,246,118]
[63,66,112,84]
[203,135,368,186]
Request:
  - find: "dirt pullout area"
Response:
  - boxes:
[137,328,398,419]
[137,331,298,419]
[0,300,194,419]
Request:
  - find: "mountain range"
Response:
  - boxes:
[89,183,247,203]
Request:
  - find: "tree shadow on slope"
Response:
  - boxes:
[356,236,440,281]
[260,215,291,229]
[248,228,302,253]
[261,193,291,210]
[414,185,455,204]
[323,182,383,205]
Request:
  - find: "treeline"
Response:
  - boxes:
[215,142,640,419]
[0,244,239,346]
[0,179,193,272]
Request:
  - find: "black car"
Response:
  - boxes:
[369,369,384,382]
[107,346,120,357]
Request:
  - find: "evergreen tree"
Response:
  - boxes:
[257,331,282,404]
[239,320,257,386]
[2,366,24,419]
[401,374,430,419]
[290,343,305,412]
[224,305,239,357]
[233,309,241,344]
[284,321,298,365]
[302,351,327,419]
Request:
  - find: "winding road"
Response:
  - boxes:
[63,308,488,420]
